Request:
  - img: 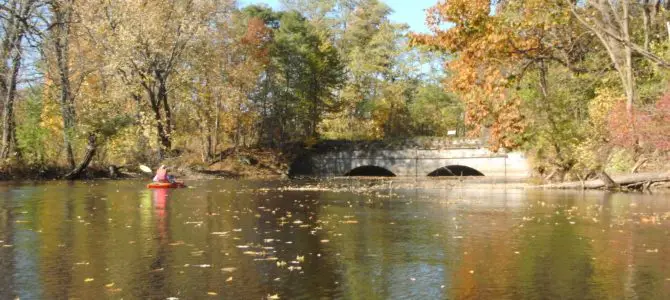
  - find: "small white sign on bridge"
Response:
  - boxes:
[447,130,457,136]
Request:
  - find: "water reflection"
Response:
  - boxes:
[0,180,669,299]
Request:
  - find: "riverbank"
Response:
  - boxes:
[1,147,668,194]
[540,172,670,192]
[0,148,292,181]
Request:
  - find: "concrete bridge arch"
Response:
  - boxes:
[289,141,530,178]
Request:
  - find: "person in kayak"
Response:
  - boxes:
[153,165,176,183]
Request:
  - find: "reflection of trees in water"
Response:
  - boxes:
[500,192,596,299]
[319,191,459,299]
[0,187,17,299]
[3,182,670,298]
[250,189,341,299]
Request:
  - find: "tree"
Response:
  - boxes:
[85,0,209,159]
[0,0,40,159]
[566,1,670,114]
[245,6,343,145]
[185,4,271,159]
[48,0,77,169]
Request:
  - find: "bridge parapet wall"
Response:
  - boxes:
[294,147,531,178]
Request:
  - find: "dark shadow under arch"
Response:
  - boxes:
[345,166,396,177]
[287,154,314,178]
[427,165,484,176]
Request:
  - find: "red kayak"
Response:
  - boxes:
[147,182,186,189]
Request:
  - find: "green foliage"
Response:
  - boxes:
[16,88,48,165]
[409,84,463,136]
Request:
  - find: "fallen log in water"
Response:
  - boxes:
[542,172,670,191]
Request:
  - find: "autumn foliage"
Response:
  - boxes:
[411,0,580,151]
[608,92,670,151]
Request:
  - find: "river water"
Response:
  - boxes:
[1,179,669,299]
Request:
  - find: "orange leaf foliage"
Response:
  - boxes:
[412,0,575,151]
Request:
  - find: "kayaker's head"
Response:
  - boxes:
[160,165,166,170]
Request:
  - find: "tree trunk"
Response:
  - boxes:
[631,157,648,173]
[598,170,619,190]
[545,172,670,190]
[144,82,171,159]
[213,96,220,155]
[53,0,76,169]
[158,79,173,136]
[643,0,651,51]
[0,44,22,159]
[151,99,171,159]
[621,0,635,115]
[569,0,637,114]
[64,134,96,180]
[205,126,213,161]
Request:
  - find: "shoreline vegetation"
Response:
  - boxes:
[2,148,668,192]
[1,1,669,190]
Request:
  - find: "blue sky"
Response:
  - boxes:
[239,0,438,33]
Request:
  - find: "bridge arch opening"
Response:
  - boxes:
[345,166,396,177]
[428,165,484,177]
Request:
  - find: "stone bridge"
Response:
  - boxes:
[289,139,531,178]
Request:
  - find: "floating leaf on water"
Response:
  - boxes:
[320,239,330,243]
[296,255,304,262]
[236,245,250,249]
[267,294,280,300]
[105,283,115,288]
[226,276,233,282]
[342,220,358,224]
[222,267,237,273]
[207,292,218,296]
[84,278,94,282]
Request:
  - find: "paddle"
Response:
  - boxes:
[139,164,153,174]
